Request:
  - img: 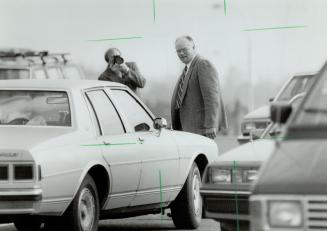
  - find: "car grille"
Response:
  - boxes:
[205,195,249,215]
[307,198,327,230]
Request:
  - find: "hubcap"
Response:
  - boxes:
[192,173,201,216]
[78,188,95,231]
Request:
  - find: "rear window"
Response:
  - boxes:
[0,90,71,127]
[0,69,29,79]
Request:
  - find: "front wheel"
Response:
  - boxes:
[171,162,202,229]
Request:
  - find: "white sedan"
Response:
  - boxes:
[0,80,217,231]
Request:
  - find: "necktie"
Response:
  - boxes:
[175,66,188,109]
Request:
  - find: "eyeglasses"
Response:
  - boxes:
[176,47,191,54]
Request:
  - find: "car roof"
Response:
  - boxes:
[0,79,126,90]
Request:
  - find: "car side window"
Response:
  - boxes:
[111,89,154,132]
[47,67,63,79]
[86,90,125,136]
[33,69,46,79]
[62,66,82,79]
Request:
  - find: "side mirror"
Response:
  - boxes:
[154,118,167,130]
[134,123,150,132]
[270,103,292,124]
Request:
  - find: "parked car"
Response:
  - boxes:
[250,62,327,231]
[237,73,316,144]
[0,80,218,231]
[200,91,306,231]
[0,50,84,80]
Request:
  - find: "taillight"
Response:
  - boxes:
[14,164,33,180]
[0,165,8,180]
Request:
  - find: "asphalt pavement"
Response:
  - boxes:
[0,215,221,231]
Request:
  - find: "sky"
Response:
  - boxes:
[1,0,327,105]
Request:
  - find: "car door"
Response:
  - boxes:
[85,89,142,209]
[108,88,179,206]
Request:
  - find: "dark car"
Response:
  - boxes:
[250,62,327,231]
[0,50,84,80]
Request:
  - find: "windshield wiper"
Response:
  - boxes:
[304,108,327,113]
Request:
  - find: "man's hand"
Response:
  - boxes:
[111,63,129,76]
[119,63,130,74]
[111,64,123,77]
[203,128,217,139]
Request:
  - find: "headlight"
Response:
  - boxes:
[209,167,258,184]
[268,201,303,227]
[210,168,231,183]
[243,169,258,182]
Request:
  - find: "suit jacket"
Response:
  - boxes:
[171,55,228,135]
[98,62,146,93]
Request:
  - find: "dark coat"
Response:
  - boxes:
[171,55,228,135]
[98,62,146,92]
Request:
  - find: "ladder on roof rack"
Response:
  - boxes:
[0,51,71,64]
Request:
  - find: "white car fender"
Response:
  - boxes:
[63,158,111,213]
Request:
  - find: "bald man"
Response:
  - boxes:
[171,36,228,139]
[98,48,146,93]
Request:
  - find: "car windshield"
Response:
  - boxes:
[0,68,29,79]
[0,90,71,126]
[276,75,315,102]
[292,68,327,127]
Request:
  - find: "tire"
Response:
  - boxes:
[14,216,42,231]
[65,174,99,231]
[171,162,202,229]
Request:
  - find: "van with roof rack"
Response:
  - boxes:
[0,50,85,80]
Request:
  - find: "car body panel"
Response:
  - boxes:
[0,80,217,219]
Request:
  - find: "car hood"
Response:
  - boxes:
[253,140,327,194]
[244,105,269,120]
[215,139,275,163]
[0,127,78,151]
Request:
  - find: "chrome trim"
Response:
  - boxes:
[141,157,179,163]
[201,189,250,195]
[0,188,42,196]
[108,160,141,166]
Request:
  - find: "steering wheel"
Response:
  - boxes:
[8,118,30,125]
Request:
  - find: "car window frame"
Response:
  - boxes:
[61,63,84,80]
[45,66,64,79]
[84,87,126,136]
[105,86,156,133]
[31,67,47,80]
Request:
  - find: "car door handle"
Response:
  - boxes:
[138,137,145,143]
[103,141,111,146]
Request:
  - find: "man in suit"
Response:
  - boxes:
[98,48,146,93]
[171,36,227,139]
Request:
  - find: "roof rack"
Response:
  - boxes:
[0,51,71,65]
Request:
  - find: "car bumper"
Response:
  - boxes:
[0,188,42,214]
[237,135,251,145]
[201,187,251,221]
